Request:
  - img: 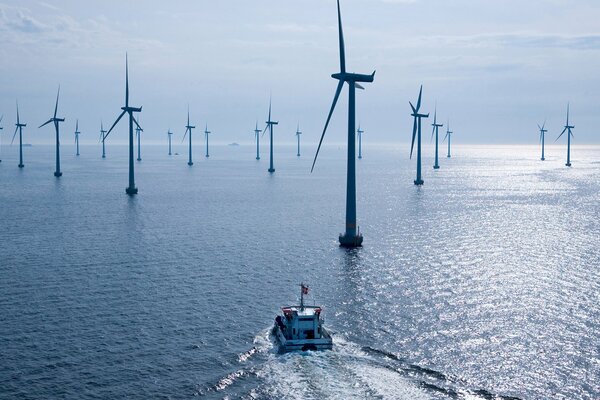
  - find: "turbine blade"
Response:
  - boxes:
[0,114,3,124]
[410,117,417,159]
[104,110,126,140]
[11,126,18,144]
[39,119,53,129]
[409,101,416,114]
[262,124,269,137]
[443,132,449,143]
[431,125,435,142]
[542,120,546,130]
[125,53,129,107]
[311,80,344,173]
[337,0,346,73]
[132,116,143,131]
[416,85,423,111]
[355,83,365,90]
[182,127,189,142]
[54,86,60,119]
[268,97,272,122]
[555,127,567,142]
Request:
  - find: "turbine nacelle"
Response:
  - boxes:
[332,71,376,83]
[122,106,142,113]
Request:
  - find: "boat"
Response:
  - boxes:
[272,283,333,352]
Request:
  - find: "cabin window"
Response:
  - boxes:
[293,328,296,335]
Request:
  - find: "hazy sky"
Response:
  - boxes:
[0,0,599,145]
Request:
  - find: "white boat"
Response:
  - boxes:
[272,284,333,352]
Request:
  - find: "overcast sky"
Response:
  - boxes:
[0,0,599,145]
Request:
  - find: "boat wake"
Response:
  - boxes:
[199,329,522,399]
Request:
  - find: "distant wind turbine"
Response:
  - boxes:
[39,86,65,177]
[13,102,26,168]
[135,117,143,161]
[99,121,107,159]
[311,0,375,247]
[167,129,173,155]
[263,98,278,173]
[0,114,3,163]
[555,103,574,167]
[357,124,363,159]
[183,108,195,166]
[74,119,81,156]
[443,120,452,158]
[538,121,547,161]
[253,122,261,160]
[204,124,211,158]
[104,54,143,195]
[295,123,302,157]
[409,85,429,185]
[431,107,443,169]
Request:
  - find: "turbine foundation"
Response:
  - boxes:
[433,165,440,170]
[18,164,24,168]
[126,186,138,195]
[339,233,363,248]
[188,161,193,166]
[566,163,572,167]
[414,179,424,185]
[54,171,62,177]
[268,168,275,173]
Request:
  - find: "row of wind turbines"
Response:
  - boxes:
[0,0,580,248]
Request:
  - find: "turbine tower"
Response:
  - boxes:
[204,124,211,157]
[104,54,143,195]
[74,119,81,156]
[0,114,3,163]
[39,86,65,177]
[295,123,302,157]
[253,122,261,160]
[100,121,107,159]
[357,124,363,159]
[263,98,278,173]
[431,107,443,169]
[183,108,195,166]
[556,103,574,167]
[167,129,173,155]
[13,102,26,168]
[443,120,452,158]
[409,86,429,185]
[538,121,547,161]
[135,118,143,161]
[311,0,375,248]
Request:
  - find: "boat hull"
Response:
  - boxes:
[272,324,333,353]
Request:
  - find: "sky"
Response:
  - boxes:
[0,0,599,146]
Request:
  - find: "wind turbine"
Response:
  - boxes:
[12,102,26,168]
[135,117,143,161]
[167,129,173,155]
[431,107,443,169]
[253,122,261,160]
[0,114,3,163]
[443,119,452,158]
[104,54,143,195]
[538,121,547,161]
[556,103,574,167]
[183,108,195,166]
[74,119,81,156]
[311,0,375,248]
[204,124,211,157]
[99,121,107,158]
[409,85,429,185]
[295,123,302,157]
[39,86,65,177]
[357,124,363,159]
[263,98,278,173]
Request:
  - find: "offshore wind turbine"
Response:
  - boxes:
[0,114,3,163]
[556,103,574,167]
[12,102,26,168]
[99,121,107,158]
[104,54,143,195]
[409,86,429,185]
[183,108,195,166]
[204,124,211,157]
[74,119,81,156]
[312,0,375,248]
[443,120,452,158]
[135,118,143,161]
[167,129,173,155]
[253,122,261,160]
[295,123,302,157]
[538,121,547,161]
[357,124,363,159]
[431,107,443,169]
[39,86,65,177]
[263,98,278,173]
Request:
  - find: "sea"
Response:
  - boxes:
[0,142,598,399]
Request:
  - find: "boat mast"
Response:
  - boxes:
[300,283,309,310]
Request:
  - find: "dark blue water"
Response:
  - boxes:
[1,143,598,399]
